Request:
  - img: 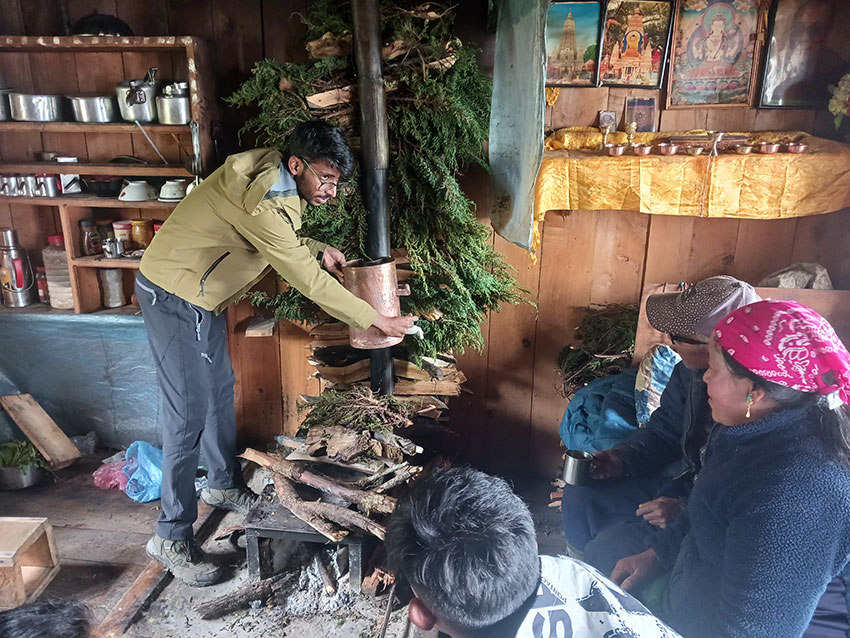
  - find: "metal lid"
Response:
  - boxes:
[0,228,18,247]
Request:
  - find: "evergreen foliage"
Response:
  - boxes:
[227,0,526,357]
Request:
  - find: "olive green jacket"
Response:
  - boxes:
[139,148,377,328]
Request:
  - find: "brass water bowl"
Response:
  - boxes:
[758,142,780,154]
[786,142,808,154]
[632,144,651,156]
[685,145,704,156]
[605,143,626,157]
[656,143,679,156]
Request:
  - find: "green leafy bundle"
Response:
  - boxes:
[227,0,525,357]
[557,304,639,398]
[0,440,46,470]
[298,387,414,434]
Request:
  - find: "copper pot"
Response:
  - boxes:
[343,257,410,349]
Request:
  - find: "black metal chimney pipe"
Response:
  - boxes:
[352,0,394,395]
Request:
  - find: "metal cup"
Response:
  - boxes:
[102,237,124,259]
[562,449,593,486]
[16,175,31,198]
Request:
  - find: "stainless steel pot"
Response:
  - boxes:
[9,93,64,121]
[116,81,157,121]
[0,89,11,121]
[156,95,189,125]
[67,94,117,122]
[33,174,61,198]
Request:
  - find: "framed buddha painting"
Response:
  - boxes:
[666,0,764,108]
[599,0,674,89]
[760,0,850,109]
[545,1,604,86]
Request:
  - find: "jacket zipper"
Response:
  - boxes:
[198,251,230,297]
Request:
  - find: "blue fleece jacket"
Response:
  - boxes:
[649,405,850,638]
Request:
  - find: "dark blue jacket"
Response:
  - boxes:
[614,363,713,496]
[649,405,850,638]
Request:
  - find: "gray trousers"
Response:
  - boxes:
[135,273,239,540]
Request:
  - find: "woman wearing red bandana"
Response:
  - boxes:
[611,300,850,638]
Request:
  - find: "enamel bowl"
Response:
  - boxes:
[119,180,157,202]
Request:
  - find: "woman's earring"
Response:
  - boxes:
[745,393,753,419]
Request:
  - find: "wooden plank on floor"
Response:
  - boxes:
[0,394,81,470]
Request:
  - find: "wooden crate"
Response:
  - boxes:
[0,517,60,610]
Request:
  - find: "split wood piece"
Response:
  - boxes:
[314,551,337,596]
[0,394,81,470]
[305,31,353,59]
[244,317,276,337]
[372,430,424,456]
[392,359,435,382]
[310,322,349,337]
[97,501,224,638]
[305,425,421,462]
[284,449,386,474]
[195,570,295,620]
[241,448,396,515]
[374,466,422,494]
[306,85,355,110]
[311,358,371,384]
[358,462,409,489]
[271,474,386,540]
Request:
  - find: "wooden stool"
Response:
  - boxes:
[244,485,366,593]
[0,517,60,610]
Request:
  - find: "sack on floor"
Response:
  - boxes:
[123,441,163,503]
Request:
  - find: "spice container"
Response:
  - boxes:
[35,266,48,303]
[99,268,125,308]
[42,234,73,310]
[113,220,132,249]
[80,219,102,256]
[130,218,154,249]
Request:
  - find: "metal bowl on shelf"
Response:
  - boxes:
[758,142,780,154]
[734,144,754,155]
[656,143,679,156]
[67,94,118,123]
[685,145,705,156]
[632,144,651,156]
[9,93,64,121]
[786,142,808,154]
[82,175,125,198]
[605,143,626,157]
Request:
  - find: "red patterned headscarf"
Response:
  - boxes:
[714,300,850,407]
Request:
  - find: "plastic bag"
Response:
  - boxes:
[93,461,129,491]
[123,441,163,503]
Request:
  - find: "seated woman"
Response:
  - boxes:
[611,300,850,638]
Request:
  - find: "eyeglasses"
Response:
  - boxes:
[301,158,345,193]
[669,334,709,346]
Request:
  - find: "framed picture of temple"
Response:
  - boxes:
[759,0,850,109]
[545,1,604,87]
[599,0,674,88]
[666,0,764,109]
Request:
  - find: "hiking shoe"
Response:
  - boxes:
[200,486,258,515]
[145,535,222,586]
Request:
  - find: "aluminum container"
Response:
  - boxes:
[0,175,19,196]
[562,449,593,486]
[9,92,64,121]
[0,464,45,490]
[116,81,157,122]
[33,174,61,198]
[156,94,189,124]
[67,94,117,122]
[0,89,12,121]
[343,257,410,349]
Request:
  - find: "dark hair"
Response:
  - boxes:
[286,120,355,180]
[385,467,539,634]
[722,349,850,465]
[0,600,92,638]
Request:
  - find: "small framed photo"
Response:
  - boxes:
[598,109,617,129]
[599,0,674,89]
[666,0,763,109]
[546,1,604,87]
[759,0,850,109]
[624,96,657,131]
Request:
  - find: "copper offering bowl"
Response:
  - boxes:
[786,142,808,154]
[685,145,704,156]
[758,142,780,154]
[656,143,679,156]
[605,143,626,157]
[734,144,754,155]
[632,144,651,156]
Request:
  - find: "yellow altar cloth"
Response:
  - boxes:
[532,128,850,253]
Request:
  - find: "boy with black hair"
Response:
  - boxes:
[137,120,416,586]
[385,467,680,638]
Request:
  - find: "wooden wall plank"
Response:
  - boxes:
[20,0,67,35]
[277,318,318,438]
[588,209,649,304]
[262,0,310,62]
[66,0,118,26]
[528,211,599,477]
[116,0,169,36]
[548,87,609,130]
[0,0,25,35]
[166,0,214,39]
[642,213,695,283]
[684,216,740,281]
[606,87,660,132]
[791,208,850,290]
[730,217,798,285]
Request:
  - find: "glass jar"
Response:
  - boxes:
[35,266,48,303]
[96,219,114,242]
[130,218,154,249]
[113,220,132,250]
[80,219,102,256]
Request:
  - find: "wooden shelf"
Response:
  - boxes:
[1,195,179,208]
[73,256,142,269]
[0,162,192,176]
[0,35,200,53]
[0,122,191,134]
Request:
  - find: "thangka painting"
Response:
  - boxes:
[760,0,850,108]
[546,1,604,86]
[666,0,763,108]
[599,1,674,88]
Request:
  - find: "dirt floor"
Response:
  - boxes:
[0,453,565,638]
